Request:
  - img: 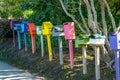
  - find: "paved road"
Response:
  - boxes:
[0,61,46,80]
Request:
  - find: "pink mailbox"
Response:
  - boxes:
[63,22,75,40]
[63,22,75,69]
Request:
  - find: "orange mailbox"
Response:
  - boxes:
[27,23,36,54]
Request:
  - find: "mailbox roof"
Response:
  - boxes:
[42,22,53,29]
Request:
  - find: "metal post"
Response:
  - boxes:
[114,50,119,80]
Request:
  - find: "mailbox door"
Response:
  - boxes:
[36,26,42,35]
[14,24,21,31]
[109,33,120,50]
[52,27,64,37]
[27,23,36,35]
[89,39,105,45]
[42,29,51,35]
[21,22,29,33]
[42,22,53,35]
[10,19,19,29]
[63,22,75,40]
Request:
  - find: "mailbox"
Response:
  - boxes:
[20,21,29,33]
[10,19,19,47]
[109,32,120,50]
[36,26,42,35]
[63,22,75,40]
[75,34,89,48]
[14,24,21,31]
[42,22,53,35]
[27,23,36,35]
[10,19,19,29]
[27,23,36,54]
[52,25,64,37]
[89,34,105,45]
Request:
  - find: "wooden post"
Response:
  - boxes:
[24,33,27,51]
[13,30,16,47]
[41,35,44,57]
[17,31,21,50]
[31,35,36,54]
[68,39,74,69]
[47,35,52,61]
[82,45,87,74]
[95,46,100,80]
[58,37,63,64]
[114,50,119,80]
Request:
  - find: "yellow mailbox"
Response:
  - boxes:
[42,22,53,35]
[42,21,53,61]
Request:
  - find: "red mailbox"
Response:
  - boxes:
[27,23,36,54]
[63,22,75,40]
[27,23,36,35]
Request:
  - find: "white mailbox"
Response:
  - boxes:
[52,25,64,37]
[89,34,105,45]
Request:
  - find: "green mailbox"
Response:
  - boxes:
[75,34,89,48]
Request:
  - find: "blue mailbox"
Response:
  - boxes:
[109,32,120,50]
[14,24,22,49]
[20,21,29,51]
[109,32,120,80]
[13,21,29,50]
[21,21,29,33]
[52,25,64,64]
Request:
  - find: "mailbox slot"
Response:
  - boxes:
[89,34,105,45]
[42,22,53,35]
[52,25,64,37]
[109,32,120,50]
[27,23,36,35]
[63,22,75,40]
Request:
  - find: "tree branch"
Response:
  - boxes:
[78,0,90,35]
[90,0,101,33]
[59,0,86,34]
[103,0,116,32]
[84,0,97,33]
